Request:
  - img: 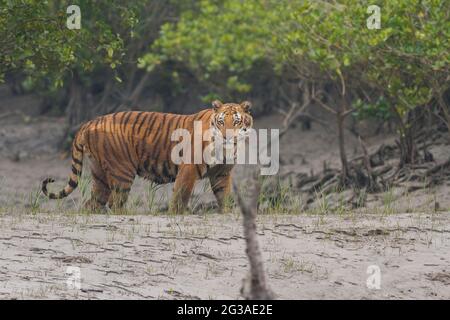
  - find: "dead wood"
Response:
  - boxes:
[233,179,274,300]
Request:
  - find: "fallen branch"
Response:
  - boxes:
[426,157,450,176]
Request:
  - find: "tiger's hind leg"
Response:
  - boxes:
[85,160,111,212]
[106,173,135,212]
[108,186,132,212]
[209,171,232,213]
[170,164,202,214]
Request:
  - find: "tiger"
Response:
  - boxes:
[41,100,253,213]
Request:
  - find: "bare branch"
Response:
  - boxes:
[279,83,312,139]
[313,96,337,114]
[233,180,274,300]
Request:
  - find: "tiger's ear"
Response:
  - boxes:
[212,100,223,112]
[240,101,252,112]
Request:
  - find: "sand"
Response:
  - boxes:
[0,211,448,299]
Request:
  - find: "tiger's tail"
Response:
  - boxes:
[42,130,85,200]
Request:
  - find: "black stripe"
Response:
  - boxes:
[154,114,167,139]
[110,158,134,179]
[72,165,81,176]
[143,159,150,170]
[151,115,168,160]
[148,163,165,184]
[85,129,92,151]
[68,179,78,188]
[110,173,133,185]
[131,112,144,133]
[91,171,109,188]
[101,134,132,179]
[123,111,133,123]
[195,165,203,178]
[137,113,150,134]
[74,143,83,153]
[73,157,82,166]
[162,162,171,179]
[124,143,138,171]
[142,113,160,138]
[213,186,225,193]
[195,110,209,120]
[111,186,131,193]
[93,118,104,161]
[180,116,188,129]
[115,122,138,171]
[166,116,182,146]
[115,133,137,172]
[171,115,182,131]
[109,113,119,148]
[147,162,156,177]
[103,125,115,160]
[111,113,120,135]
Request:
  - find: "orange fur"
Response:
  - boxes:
[41,101,253,213]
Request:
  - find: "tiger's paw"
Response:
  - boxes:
[84,199,107,214]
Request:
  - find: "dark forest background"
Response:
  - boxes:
[1,0,449,189]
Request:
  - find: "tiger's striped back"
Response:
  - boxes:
[41,101,253,213]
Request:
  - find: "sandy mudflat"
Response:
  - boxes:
[0,117,449,300]
[0,211,448,299]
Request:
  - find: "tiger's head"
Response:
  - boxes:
[210,100,253,147]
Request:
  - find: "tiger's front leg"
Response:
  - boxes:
[170,164,203,214]
[209,169,232,213]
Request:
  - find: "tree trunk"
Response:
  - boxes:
[434,86,450,138]
[390,104,418,167]
[398,125,417,166]
[66,74,84,127]
[233,180,274,300]
[337,97,349,184]
[127,72,150,107]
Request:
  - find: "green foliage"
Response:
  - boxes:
[2,0,449,127]
[353,97,393,121]
[273,0,449,115]
[361,0,450,115]
[140,0,271,95]
[0,1,76,83]
[140,0,449,119]
[269,1,366,78]
[0,1,158,87]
